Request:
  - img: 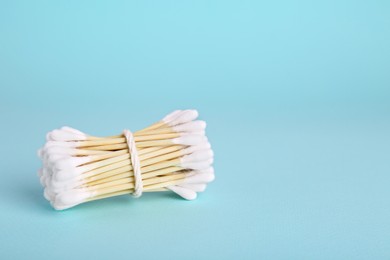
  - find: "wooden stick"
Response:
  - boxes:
[139,145,184,160]
[83,166,184,188]
[136,139,174,148]
[76,133,182,148]
[143,178,185,191]
[141,150,182,167]
[86,188,168,202]
[83,165,132,183]
[138,146,165,156]
[141,159,180,174]
[89,173,185,194]
[80,139,174,150]
[72,149,109,156]
[81,159,131,179]
[134,133,180,142]
[82,143,128,151]
[90,173,185,197]
[84,150,128,164]
[77,146,183,177]
[76,138,126,147]
[81,165,183,189]
[134,127,174,136]
[78,144,182,163]
[78,154,130,173]
[136,121,166,133]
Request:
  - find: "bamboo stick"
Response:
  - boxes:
[83,166,183,187]
[91,173,185,197]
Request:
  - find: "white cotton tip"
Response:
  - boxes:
[50,178,81,193]
[198,167,215,176]
[173,120,207,133]
[42,155,64,169]
[42,160,51,169]
[172,135,207,145]
[54,168,82,182]
[44,174,53,187]
[53,156,90,170]
[40,148,48,159]
[55,189,90,206]
[52,203,73,210]
[168,110,199,126]
[181,159,213,170]
[37,148,44,159]
[48,153,69,161]
[51,201,79,211]
[49,129,86,142]
[60,126,86,136]
[44,141,77,149]
[43,190,52,201]
[183,142,211,154]
[43,146,74,156]
[168,185,197,200]
[44,187,58,202]
[42,167,52,177]
[46,132,52,141]
[46,154,70,166]
[162,110,183,123]
[49,185,72,195]
[179,183,207,192]
[43,153,72,167]
[186,131,206,136]
[39,175,46,186]
[181,149,214,163]
[184,169,215,184]
[37,168,43,177]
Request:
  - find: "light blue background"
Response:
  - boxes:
[1,0,389,259]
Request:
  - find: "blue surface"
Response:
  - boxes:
[1,1,389,259]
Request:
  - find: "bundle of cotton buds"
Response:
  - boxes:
[37,110,215,210]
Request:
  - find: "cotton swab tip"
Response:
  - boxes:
[180,183,207,192]
[55,190,90,206]
[169,110,199,126]
[54,168,81,182]
[162,110,182,123]
[181,149,214,163]
[49,129,86,142]
[173,120,207,133]
[60,126,86,136]
[181,159,213,170]
[168,186,197,200]
[173,135,207,145]
[54,156,90,170]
